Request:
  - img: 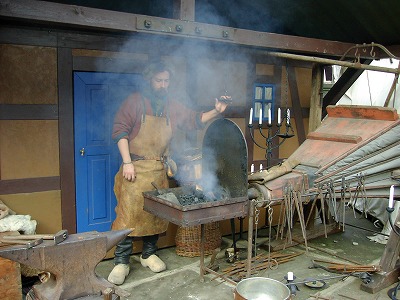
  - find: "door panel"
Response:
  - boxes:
[74,72,141,232]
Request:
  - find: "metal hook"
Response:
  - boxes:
[370,43,376,58]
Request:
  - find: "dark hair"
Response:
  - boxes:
[142,60,173,81]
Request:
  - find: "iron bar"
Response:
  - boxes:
[266,52,400,74]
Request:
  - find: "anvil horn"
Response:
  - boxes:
[106,228,132,251]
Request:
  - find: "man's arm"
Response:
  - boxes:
[200,96,231,123]
[117,138,136,182]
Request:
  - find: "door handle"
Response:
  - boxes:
[79,148,85,156]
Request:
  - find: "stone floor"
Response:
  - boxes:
[94,209,398,300]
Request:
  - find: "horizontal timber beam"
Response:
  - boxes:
[0,176,60,195]
[0,104,58,120]
[0,0,363,58]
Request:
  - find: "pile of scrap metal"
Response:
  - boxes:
[248,105,400,248]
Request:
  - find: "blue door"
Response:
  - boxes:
[74,72,141,232]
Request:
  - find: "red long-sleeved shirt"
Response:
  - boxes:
[112,92,204,143]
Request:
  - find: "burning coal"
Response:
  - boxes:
[178,184,231,206]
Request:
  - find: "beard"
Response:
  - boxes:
[153,87,168,99]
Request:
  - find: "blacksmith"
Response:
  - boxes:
[108,60,230,285]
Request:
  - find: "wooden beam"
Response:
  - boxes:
[0,104,58,120]
[326,105,399,121]
[0,177,60,194]
[308,64,323,132]
[245,60,256,167]
[0,24,58,46]
[384,61,400,107]
[307,132,362,144]
[173,0,195,21]
[287,65,306,145]
[58,47,76,234]
[361,208,400,293]
[0,0,358,58]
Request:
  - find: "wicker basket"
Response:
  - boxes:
[175,222,221,257]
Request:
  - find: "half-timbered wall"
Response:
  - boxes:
[0,25,313,251]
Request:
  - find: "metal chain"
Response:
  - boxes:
[254,203,260,256]
[340,176,346,231]
[268,203,274,228]
[360,174,368,218]
[328,180,337,221]
[255,204,260,226]
[267,202,278,270]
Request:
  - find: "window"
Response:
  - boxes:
[252,84,275,123]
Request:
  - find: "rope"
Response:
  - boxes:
[366,71,373,105]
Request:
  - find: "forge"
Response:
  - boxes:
[143,118,248,282]
[143,118,249,227]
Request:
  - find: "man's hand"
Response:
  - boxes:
[218,95,233,104]
[215,95,232,113]
[201,95,232,123]
[122,163,137,182]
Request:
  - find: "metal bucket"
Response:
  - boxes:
[234,277,291,300]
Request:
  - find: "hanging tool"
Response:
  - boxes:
[2,229,68,245]
[304,279,326,289]
[309,260,373,284]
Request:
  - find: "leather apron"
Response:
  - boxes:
[112,114,171,237]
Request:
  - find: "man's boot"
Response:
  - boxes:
[108,264,130,285]
[140,234,166,273]
[107,236,133,285]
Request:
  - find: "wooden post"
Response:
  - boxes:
[361,210,400,293]
[287,65,306,144]
[173,0,195,21]
[309,64,323,132]
[0,257,22,299]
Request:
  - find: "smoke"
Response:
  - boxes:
[198,145,221,196]
[82,2,258,196]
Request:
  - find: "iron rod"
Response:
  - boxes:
[266,52,400,74]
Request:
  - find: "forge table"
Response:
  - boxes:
[143,187,248,283]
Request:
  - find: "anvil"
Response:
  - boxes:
[0,229,132,300]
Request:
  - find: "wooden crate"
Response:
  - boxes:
[0,257,22,300]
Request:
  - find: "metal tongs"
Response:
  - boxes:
[218,91,233,104]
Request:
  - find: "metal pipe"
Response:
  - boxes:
[266,51,400,74]
[246,200,255,278]
[340,222,389,237]
[247,187,260,200]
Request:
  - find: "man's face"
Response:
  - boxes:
[151,71,170,98]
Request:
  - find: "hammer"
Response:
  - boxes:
[2,229,68,245]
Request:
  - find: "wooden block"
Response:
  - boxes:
[326,105,399,121]
[307,132,362,144]
[0,257,22,300]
